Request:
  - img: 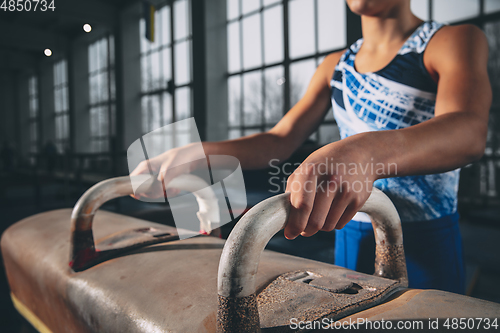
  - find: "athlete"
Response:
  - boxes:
[131,0,491,293]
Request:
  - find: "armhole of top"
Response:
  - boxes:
[419,23,446,86]
[328,49,349,89]
[331,49,349,80]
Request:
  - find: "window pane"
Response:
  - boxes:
[54,89,61,113]
[290,58,316,106]
[176,86,191,121]
[145,94,161,132]
[162,47,172,85]
[59,87,68,111]
[227,0,239,20]
[100,106,109,137]
[244,128,261,136]
[242,0,260,15]
[228,75,242,126]
[264,66,284,125]
[63,114,69,140]
[174,0,190,41]
[89,75,97,104]
[55,116,62,140]
[63,86,68,111]
[228,128,242,139]
[486,0,500,13]
[289,0,315,59]
[141,54,151,92]
[99,39,107,70]
[318,123,340,145]
[228,21,241,73]
[29,99,36,117]
[411,0,429,20]
[63,61,68,82]
[433,0,479,23]
[60,87,66,112]
[90,107,98,137]
[162,91,173,125]
[318,0,346,52]
[243,71,262,126]
[263,5,284,64]
[151,50,161,89]
[161,6,171,46]
[242,14,262,69]
[100,72,109,102]
[95,74,102,102]
[110,69,116,100]
[141,96,150,133]
[263,0,281,6]
[175,40,191,85]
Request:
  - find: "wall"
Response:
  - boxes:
[119,2,143,151]
[70,36,91,153]
[204,0,229,142]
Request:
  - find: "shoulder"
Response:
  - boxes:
[426,24,488,74]
[322,50,346,67]
[317,50,346,87]
[431,24,487,50]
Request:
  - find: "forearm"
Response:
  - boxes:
[202,132,297,170]
[346,112,487,180]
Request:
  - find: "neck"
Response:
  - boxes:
[360,6,423,50]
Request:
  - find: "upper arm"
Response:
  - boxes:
[269,50,344,148]
[425,24,491,121]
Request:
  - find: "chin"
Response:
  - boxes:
[346,0,401,16]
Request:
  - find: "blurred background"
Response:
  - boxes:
[0,0,499,331]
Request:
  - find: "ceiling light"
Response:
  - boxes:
[83,24,92,33]
[44,49,52,57]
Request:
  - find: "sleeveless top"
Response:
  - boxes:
[330,21,460,222]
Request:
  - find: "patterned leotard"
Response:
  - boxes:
[330,21,458,222]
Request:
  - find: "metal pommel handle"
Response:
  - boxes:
[70,174,219,271]
[216,188,408,332]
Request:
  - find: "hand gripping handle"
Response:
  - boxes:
[216,188,407,332]
[70,174,219,271]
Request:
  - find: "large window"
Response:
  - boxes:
[140,0,192,138]
[88,36,116,153]
[226,0,345,144]
[28,76,39,156]
[410,1,500,203]
[53,60,70,153]
[410,0,500,23]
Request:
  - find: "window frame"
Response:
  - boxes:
[28,75,39,156]
[226,0,344,143]
[88,34,116,153]
[53,59,70,153]
[140,0,193,135]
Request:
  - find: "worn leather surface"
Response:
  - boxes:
[1,210,353,332]
[2,210,499,332]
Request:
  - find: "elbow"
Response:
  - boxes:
[468,141,485,162]
[466,128,487,163]
[460,111,489,163]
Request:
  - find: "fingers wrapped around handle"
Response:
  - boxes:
[216,188,407,333]
[70,174,220,268]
